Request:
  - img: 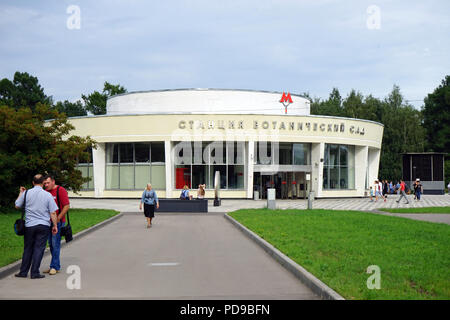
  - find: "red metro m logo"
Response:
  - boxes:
[279,92,293,114]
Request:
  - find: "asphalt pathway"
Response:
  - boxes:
[0,213,318,299]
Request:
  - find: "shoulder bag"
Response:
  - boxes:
[57,186,73,242]
[14,190,28,236]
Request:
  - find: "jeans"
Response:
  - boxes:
[19,224,50,276]
[49,221,64,271]
[416,191,421,200]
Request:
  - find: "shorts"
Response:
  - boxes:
[144,203,155,218]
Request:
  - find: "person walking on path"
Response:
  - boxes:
[14,174,59,279]
[383,180,389,200]
[43,175,70,275]
[396,179,410,204]
[414,178,423,201]
[139,183,159,228]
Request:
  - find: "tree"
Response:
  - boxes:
[82,81,127,115]
[0,103,96,209]
[310,85,426,181]
[54,100,87,117]
[310,88,345,117]
[422,75,450,184]
[0,71,51,111]
[422,75,450,153]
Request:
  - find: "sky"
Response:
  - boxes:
[0,0,449,108]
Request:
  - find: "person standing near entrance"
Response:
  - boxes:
[43,175,70,275]
[396,179,410,204]
[14,174,58,279]
[140,183,159,228]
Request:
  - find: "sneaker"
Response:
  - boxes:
[31,274,45,279]
[49,268,59,275]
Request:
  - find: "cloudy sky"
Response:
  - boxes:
[0,0,448,108]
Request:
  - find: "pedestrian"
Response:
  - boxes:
[374,180,380,201]
[369,186,374,202]
[383,180,389,200]
[414,178,423,201]
[375,179,385,202]
[395,181,401,195]
[139,183,159,228]
[389,181,394,194]
[396,179,410,204]
[197,184,206,199]
[180,185,192,200]
[448,181,450,195]
[14,174,59,279]
[43,175,70,275]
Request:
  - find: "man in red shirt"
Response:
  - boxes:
[43,175,70,275]
[396,179,410,204]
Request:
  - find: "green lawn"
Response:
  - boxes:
[380,207,450,214]
[229,209,450,300]
[0,209,119,268]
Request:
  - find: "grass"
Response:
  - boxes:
[229,209,450,300]
[0,208,119,268]
[380,207,450,214]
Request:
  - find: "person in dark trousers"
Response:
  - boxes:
[14,174,59,279]
[414,178,423,201]
[396,179,410,204]
[43,175,70,275]
[383,180,389,199]
[139,183,159,228]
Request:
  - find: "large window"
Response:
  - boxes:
[254,142,310,165]
[173,141,245,190]
[106,142,166,190]
[323,144,355,190]
[77,148,94,190]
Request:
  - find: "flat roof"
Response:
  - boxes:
[108,88,311,101]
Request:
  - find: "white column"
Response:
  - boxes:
[311,142,324,197]
[247,140,255,199]
[355,146,369,196]
[368,148,381,185]
[93,143,105,197]
[165,140,172,198]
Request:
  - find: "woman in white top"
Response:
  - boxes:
[197,184,206,199]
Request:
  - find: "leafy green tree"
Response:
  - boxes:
[82,81,127,115]
[310,88,345,117]
[422,75,450,184]
[0,103,96,209]
[54,100,87,117]
[422,75,450,153]
[310,85,426,181]
[0,71,51,111]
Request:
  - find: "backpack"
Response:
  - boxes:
[404,183,410,193]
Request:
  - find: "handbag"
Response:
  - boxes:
[56,186,73,243]
[14,190,28,236]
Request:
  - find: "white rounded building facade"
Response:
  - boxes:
[69,89,384,199]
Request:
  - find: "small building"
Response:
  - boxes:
[68,89,384,199]
[402,153,446,194]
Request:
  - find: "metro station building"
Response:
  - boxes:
[69,89,384,199]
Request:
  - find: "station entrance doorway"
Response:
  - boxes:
[253,172,309,199]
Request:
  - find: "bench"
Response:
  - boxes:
[156,199,208,213]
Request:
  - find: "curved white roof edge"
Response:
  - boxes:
[106,88,311,116]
